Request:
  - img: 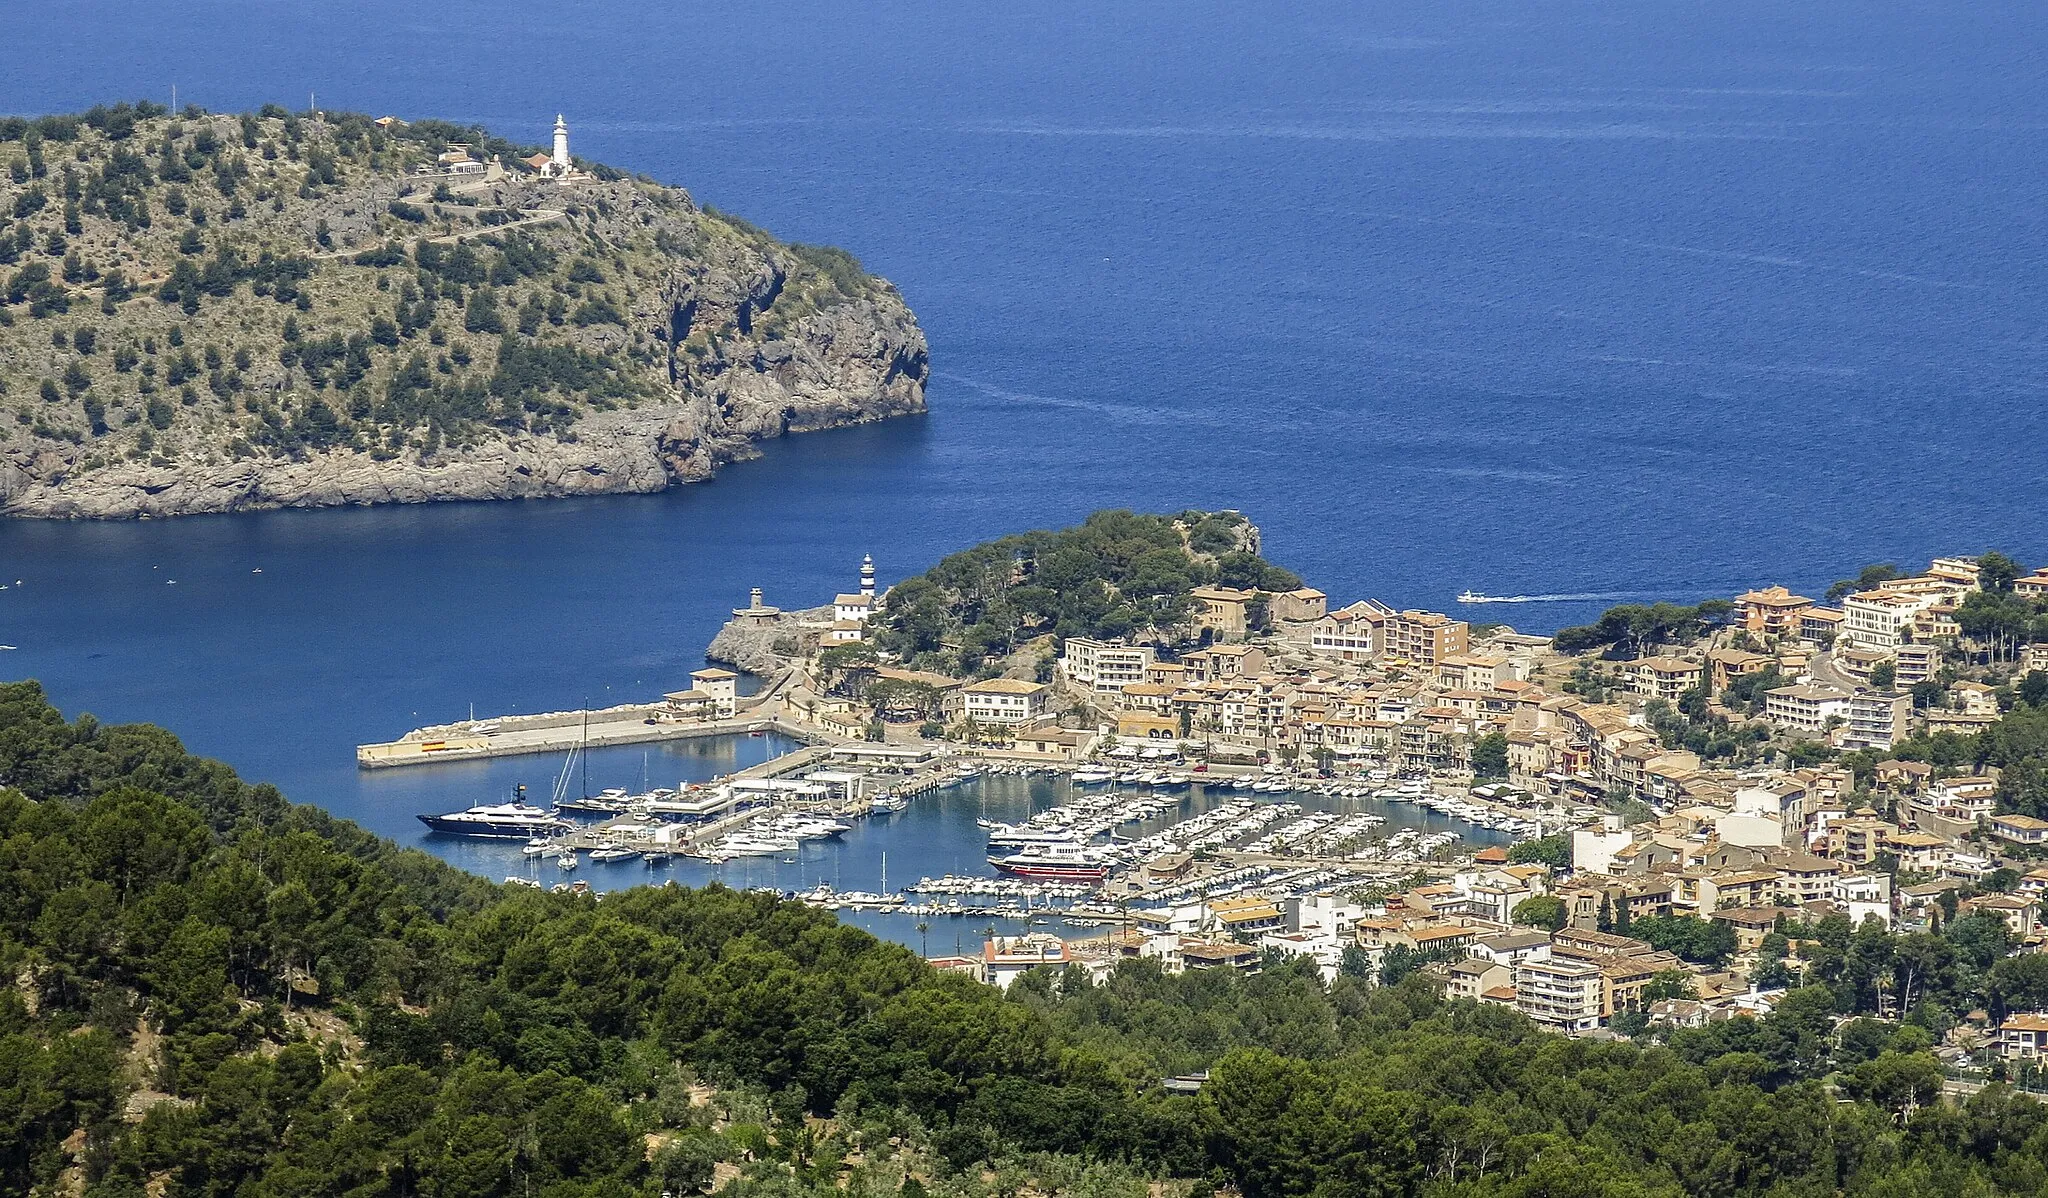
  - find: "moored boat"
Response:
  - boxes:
[418,802,573,840]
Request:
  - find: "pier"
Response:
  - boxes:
[357,703,831,768]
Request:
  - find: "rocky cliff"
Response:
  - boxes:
[0,105,927,518]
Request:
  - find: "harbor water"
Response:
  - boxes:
[464,765,1513,948]
[4,0,2047,948]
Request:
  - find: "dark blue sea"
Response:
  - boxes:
[5,1,2046,938]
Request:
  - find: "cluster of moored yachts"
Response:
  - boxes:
[416,785,866,874]
[975,768,1540,883]
[419,757,1543,900]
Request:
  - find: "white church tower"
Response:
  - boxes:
[551,114,571,175]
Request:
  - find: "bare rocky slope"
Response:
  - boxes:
[0,104,927,518]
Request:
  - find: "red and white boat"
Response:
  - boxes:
[988,845,1110,883]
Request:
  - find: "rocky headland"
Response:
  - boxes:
[0,104,927,518]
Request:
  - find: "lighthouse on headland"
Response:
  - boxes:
[551,115,571,174]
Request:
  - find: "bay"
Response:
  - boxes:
[3,0,2045,943]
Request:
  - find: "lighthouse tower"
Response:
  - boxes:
[859,555,876,598]
[551,114,571,176]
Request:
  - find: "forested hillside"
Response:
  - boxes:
[0,102,926,517]
[870,510,1301,677]
[7,679,2048,1196]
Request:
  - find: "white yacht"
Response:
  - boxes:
[418,803,573,840]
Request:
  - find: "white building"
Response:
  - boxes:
[1514,956,1604,1032]
[961,679,1051,725]
[1572,814,1635,874]
[1060,637,1156,694]
[829,557,879,641]
[982,934,1069,989]
[662,667,739,722]
[1763,683,1851,734]
[1840,589,1939,651]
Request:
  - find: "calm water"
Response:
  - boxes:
[483,771,1509,946]
[6,1,2047,940]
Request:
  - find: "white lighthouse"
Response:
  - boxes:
[551,114,571,175]
[860,554,876,598]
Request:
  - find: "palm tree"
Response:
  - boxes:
[916,921,931,959]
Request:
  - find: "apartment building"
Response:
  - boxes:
[1310,601,1388,663]
[1893,643,1939,687]
[1189,585,1256,642]
[1763,683,1851,733]
[1734,586,1814,639]
[1840,689,1911,751]
[1383,610,1471,666]
[1840,589,1940,651]
[1628,656,1703,702]
[1060,637,1155,694]
[1800,607,1845,645]
[1514,956,1604,1033]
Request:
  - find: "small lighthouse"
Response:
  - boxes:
[860,554,876,598]
[551,114,571,175]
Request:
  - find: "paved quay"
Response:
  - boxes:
[357,703,827,768]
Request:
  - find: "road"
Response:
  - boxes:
[312,207,566,261]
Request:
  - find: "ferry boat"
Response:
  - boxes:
[418,802,573,839]
[1456,590,1488,604]
[987,846,1110,882]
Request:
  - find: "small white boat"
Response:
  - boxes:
[557,851,579,870]
[871,794,910,815]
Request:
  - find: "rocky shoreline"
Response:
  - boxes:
[0,276,926,519]
[0,113,929,520]
[705,604,830,675]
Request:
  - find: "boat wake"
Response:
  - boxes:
[1456,591,1637,605]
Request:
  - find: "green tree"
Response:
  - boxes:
[1469,731,1508,779]
[1510,895,1567,932]
[1507,834,1569,871]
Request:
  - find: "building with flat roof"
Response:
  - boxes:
[1840,690,1910,751]
[1515,956,1604,1032]
[1384,609,1470,665]
[1764,683,1850,734]
[1060,637,1155,694]
[982,934,1070,989]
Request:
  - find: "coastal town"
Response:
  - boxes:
[381,513,2048,1075]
